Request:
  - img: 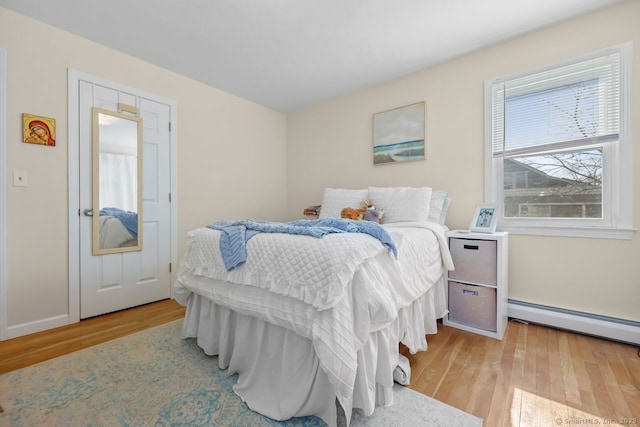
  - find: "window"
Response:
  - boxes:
[485,43,633,239]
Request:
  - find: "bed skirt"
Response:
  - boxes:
[180,275,447,426]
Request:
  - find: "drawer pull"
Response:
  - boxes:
[463,244,479,250]
[463,289,479,296]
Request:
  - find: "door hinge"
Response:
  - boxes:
[169,263,172,273]
[168,122,172,132]
[169,193,172,202]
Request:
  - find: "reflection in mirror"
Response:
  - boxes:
[92,107,143,254]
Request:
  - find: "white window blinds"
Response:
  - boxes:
[491,51,621,157]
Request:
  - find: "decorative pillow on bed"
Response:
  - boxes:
[319,188,369,219]
[428,190,451,225]
[368,186,432,224]
[440,196,452,224]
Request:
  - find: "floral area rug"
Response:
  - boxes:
[0,320,482,426]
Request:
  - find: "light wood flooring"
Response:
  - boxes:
[1,299,638,426]
[0,298,185,375]
[401,318,640,426]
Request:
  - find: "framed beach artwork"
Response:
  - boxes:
[23,113,56,146]
[373,101,425,165]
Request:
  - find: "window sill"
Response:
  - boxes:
[497,224,636,240]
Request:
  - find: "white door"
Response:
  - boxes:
[78,81,171,319]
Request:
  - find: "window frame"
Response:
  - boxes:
[484,42,634,239]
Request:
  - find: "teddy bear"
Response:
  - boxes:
[362,199,385,223]
[340,206,365,220]
[341,199,384,223]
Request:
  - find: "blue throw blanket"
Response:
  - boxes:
[208,218,397,271]
[100,207,138,237]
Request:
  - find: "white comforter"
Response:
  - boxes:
[99,215,134,249]
[174,221,452,421]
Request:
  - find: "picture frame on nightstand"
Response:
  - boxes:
[469,203,498,233]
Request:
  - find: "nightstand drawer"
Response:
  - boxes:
[448,281,497,332]
[449,238,497,285]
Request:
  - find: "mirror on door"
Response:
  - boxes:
[91,107,143,254]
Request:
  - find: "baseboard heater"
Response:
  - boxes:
[508,299,640,345]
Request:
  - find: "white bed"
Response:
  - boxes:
[173,187,453,426]
[99,215,136,248]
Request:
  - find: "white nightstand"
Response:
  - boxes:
[443,230,509,340]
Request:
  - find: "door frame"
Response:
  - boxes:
[0,49,7,340]
[68,69,178,323]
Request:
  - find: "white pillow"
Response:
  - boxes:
[319,188,369,219]
[368,187,432,224]
[428,190,448,224]
[439,196,452,225]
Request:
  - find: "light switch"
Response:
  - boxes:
[13,171,28,187]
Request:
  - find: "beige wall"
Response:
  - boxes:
[1,8,288,327]
[287,1,640,322]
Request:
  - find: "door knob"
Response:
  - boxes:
[83,208,94,216]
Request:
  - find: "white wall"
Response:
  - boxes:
[287,1,640,322]
[0,8,288,328]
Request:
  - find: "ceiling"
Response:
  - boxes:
[0,0,621,112]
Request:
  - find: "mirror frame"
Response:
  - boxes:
[91,107,143,255]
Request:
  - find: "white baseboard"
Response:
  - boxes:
[508,300,640,345]
[6,314,70,340]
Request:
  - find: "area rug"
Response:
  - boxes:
[0,320,482,426]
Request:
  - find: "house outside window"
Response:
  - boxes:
[484,43,633,239]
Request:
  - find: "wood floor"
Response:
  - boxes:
[402,318,640,427]
[0,298,185,375]
[1,299,638,426]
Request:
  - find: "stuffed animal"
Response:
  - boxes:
[340,199,384,223]
[340,206,365,220]
[361,199,385,223]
